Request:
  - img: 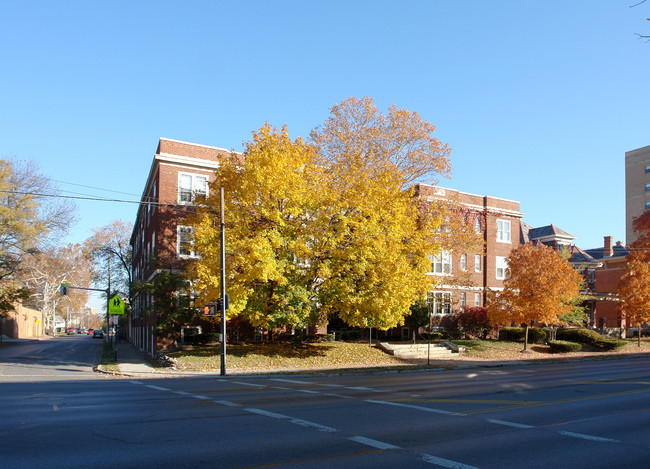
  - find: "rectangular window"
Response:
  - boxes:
[427,291,452,315]
[178,173,208,203]
[475,254,481,272]
[177,225,197,257]
[474,293,481,307]
[460,254,467,271]
[497,219,511,243]
[460,292,466,307]
[429,251,452,274]
[475,217,482,234]
[646,165,650,173]
[646,201,650,210]
[646,183,650,192]
[496,256,508,280]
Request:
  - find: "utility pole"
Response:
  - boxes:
[220,187,227,376]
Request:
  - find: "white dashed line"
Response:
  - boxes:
[270,386,291,390]
[420,453,480,468]
[345,386,372,391]
[271,378,313,385]
[488,419,534,429]
[232,381,265,387]
[214,400,242,407]
[298,389,320,394]
[173,391,191,396]
[145,385,170,391]
[245,408,290,420]
[365,399,465,416]
[192,395,210,400]
[290,418,338,432]
[347,436,400,450]
[558,431,621,443]
[130,380,143,385]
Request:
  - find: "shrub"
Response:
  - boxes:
[319,333,335,342]
[548,340,582,353]
[454,307,491,338]
[499,327,548,343]
[592,338,627,351]
[556,328,602,344]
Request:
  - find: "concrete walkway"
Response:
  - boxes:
[110,342,159,376]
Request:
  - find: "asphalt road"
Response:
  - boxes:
[1,337,650,468]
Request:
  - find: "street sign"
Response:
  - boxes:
[108,295,125,315]
[60,283,70,295]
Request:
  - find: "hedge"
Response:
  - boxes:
[548,340,582,353]
[592,338,627,351]
[499,327,549,344]
[556,328,602,344]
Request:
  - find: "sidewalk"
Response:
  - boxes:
[109,342,160,376]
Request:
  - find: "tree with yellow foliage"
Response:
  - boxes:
[487,242,582,351]
[191,97,458,333]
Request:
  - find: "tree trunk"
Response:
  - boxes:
[639,322,642,348]
[523,324,529,352]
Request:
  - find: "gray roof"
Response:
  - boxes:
[584,244,630,260]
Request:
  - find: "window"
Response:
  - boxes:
[475,217,482,234]
[646,165,650,173]
[646,201,650,210]
[646,183,650,192]
[178,225,197,257]
[429,251,451,274]
[427,291,452,315]
[497,219,511,243]
[475,254,481,272]
[460,254,467,271]
[474,293,481,307]
[460,292,466,307]
[179,173,208,203]
[496,256,508,280]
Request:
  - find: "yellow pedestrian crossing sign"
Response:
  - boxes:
[109,295,125,315]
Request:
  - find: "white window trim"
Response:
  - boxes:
[178,172,209,204]
[496,256,508,280]
[460,254,467,271]
[474,254,482,272]
[177,225,198,258]
[496,219,512,243]
[474,292,482,307]
[429,251,452,275]
[427,291,452,316]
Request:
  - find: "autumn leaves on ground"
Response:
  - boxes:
[164,339,650,373]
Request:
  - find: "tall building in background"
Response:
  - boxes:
[625,145,650,245]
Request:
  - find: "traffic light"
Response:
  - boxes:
[203,303,216,316]
[60,284,70,295]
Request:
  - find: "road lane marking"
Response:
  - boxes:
[420,453,480,468]
[290,418,338,432]
[347,436,400,450]
[145,385,170,391]
[298,389,320,394]
[232,381,265,387]
[488,419,534,429]
[345,386,373,390]
[365,399,465,416]
[271,378,313,385]
[270,386,291,390]
[129,380,143,385]
[318,383,345,388]
[192,395,210,400]
[323,393,353,399]
[245,408,290,419]
[558,431,621,443]
[173,391,191,396]
[214,400,242,407]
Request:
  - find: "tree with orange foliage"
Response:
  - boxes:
[618,211,650,346]
[487,242,582,351]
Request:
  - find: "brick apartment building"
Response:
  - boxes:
[130,138,230,355]
[413,184,524,329]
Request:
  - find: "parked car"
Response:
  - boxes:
[66,328,75,335]
[92,330,104,339]
[87,329,94,335]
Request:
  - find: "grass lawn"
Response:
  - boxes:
[167,341,406,371]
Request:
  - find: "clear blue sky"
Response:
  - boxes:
[1,1,648,253]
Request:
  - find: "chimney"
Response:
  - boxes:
[604,236,613,257]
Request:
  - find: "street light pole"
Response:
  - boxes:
[220,187,227,376]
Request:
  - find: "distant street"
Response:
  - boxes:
[1,339,650,468]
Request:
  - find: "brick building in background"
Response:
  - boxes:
[413,185,523,332]
[625,145,650,245]
[130,138,229,355]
